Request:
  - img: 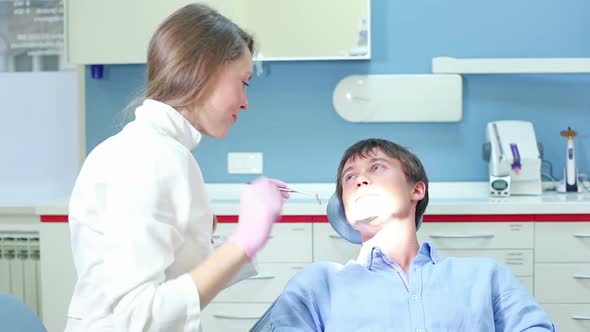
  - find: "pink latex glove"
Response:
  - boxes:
[227,177,289,260]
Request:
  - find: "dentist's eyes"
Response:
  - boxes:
[242,81,250,87]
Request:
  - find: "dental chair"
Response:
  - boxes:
[249,298,278,331]
[0,292,47,332]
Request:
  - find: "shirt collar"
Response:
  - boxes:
[355,241,441,270]
[134,99,202,150]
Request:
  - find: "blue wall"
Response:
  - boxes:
[86,0,590,183]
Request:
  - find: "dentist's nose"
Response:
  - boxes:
[240,93,249,110]
[240,97,249,110]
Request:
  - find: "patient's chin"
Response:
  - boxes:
[355,216,378,224]
[349,216,379,231]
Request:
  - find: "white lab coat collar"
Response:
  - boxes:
[135,99,202,151]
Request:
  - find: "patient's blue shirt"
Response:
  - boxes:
[263,242,554,332]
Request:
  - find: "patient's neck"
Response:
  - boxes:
[363,221,419,276]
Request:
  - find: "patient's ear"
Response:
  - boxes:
[411,182,426,201]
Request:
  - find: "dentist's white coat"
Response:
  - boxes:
[65,99,214,331]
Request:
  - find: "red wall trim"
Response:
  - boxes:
[40,215,68,222]
[534,214,590,221]
[215,215,238,223]
[40,214,590,223]
[423,214,536,222]
[217,215,320,223]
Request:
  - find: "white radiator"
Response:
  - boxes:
[0,231,42,318]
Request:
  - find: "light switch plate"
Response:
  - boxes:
[227,152,263,174]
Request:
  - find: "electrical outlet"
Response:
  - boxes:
[227,152,263,174]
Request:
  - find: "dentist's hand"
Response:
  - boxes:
[227,177,289,260]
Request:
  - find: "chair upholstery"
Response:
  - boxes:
[0,292,47,332]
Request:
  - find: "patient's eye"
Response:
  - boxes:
[371,164,383,172]
[344,173,356,182]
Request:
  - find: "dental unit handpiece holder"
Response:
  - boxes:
[557,127,582,193]
[483,121,543,196]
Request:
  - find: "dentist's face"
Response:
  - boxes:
[340,148,415,236]
[182,46,252,139]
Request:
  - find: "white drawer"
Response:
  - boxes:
[418,222,534,249]
[542,304,590,332]
[535,222,590,263]
[535,263,590,303]
[214,263,306,303]
[518,276,534,295]
[215,223,312,263]
[437,249,533,276]
[312,223,361,264]
[202,302,271,332]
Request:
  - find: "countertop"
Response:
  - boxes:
[2,182,589,217]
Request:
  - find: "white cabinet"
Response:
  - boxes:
[214,223,312,263]
[312,223,360,264]
[39,222,76,332]
[202,303,272,332]
[535,263,590,303]
[535,222,590,263]
[64,0,371,64]
[418,222,535,293]
[535,222,590,331]
[542,304,590,332]
[418,222,534,249]
[38,217,589,332]
[213,263,307,303]
[436,249,533,276]
[204,222,314,332]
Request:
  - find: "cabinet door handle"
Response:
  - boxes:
[506,261,524,265]
[571,316,590,321]
[573,233,590,238]
[506,258,524,262]
[248,275,276,280]
[213,314,261,320]
[573,274,590,280]
[429,234,495,239]
[329,235,344,239]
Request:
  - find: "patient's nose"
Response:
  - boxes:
[356,177,369,187]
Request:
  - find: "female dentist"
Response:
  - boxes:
[65,4,288,331]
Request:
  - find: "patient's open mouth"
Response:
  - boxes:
[355,193,379,203]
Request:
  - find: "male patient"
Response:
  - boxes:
[261,138,554,331]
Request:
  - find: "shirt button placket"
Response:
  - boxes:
[410,265,425,332]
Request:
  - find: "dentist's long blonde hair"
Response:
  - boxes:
[124,3,254,117]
